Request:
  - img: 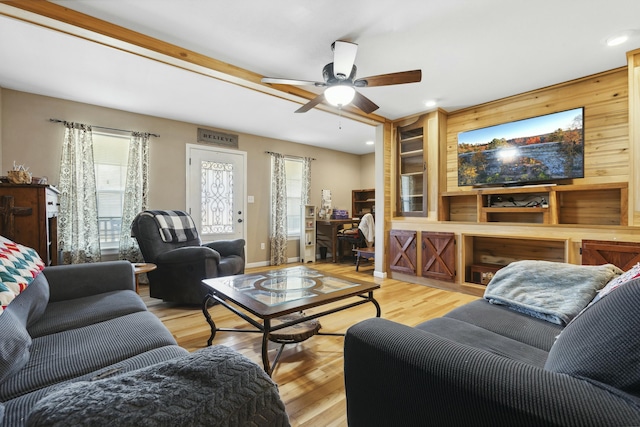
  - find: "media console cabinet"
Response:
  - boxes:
[389,182,640,296]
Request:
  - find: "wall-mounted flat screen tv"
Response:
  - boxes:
[457,107,584,187]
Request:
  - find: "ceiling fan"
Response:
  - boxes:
[261,40,422,114]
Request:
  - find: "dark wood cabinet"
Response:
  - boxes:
[421,232,455,282]
[581,239,640,271]
[0,184,59,265]
[389,229,417,275]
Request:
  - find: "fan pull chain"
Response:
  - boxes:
[338,107,343,130]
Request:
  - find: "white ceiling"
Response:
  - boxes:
[1,0,639,155]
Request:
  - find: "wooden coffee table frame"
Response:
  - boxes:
[202,269,381,376]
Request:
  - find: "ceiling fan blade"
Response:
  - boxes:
[332,40,358,78]
[262,77,325,86]
[351,91,379,114]
[295,94,325,113]
[355,69,422,87]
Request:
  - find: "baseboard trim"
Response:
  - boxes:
[246,257,301,269]
[374,270,387,279]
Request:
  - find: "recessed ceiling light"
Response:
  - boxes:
[606,30,635,46]
[425,100,437,108]
[365,140,374,145]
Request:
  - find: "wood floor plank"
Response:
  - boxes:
[143,260,478,427]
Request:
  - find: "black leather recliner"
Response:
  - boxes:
[131,210,245,305]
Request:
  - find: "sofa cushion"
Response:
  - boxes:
[0,311,178,401]
[545,276,640,397]
[444,299,563,351]
[0,274,49,384]
[0,310,31,384]
[28,289,146,338]
[573,262,640,323]
[4,273,49,328]
[415,317,549,367]
[1,346,188,427]
[26,346,289,427]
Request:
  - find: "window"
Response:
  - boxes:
[93,132,129,249]
[285,158,303,237]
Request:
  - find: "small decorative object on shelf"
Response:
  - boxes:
[319,189,332,219]
[7,161,32,184]
[470,263,503,285]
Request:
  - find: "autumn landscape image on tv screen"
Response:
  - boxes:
[457,108,584,186]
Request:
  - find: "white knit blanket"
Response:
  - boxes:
[484,260,622,325]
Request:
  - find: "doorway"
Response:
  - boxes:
[186,144,247,243]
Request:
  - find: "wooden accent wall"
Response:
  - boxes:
[445,68,629,193]
[387,64,638,293]
[628,49,640,224]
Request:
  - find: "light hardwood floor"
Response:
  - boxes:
[143,260,478,427]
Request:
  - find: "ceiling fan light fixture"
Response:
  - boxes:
[324,85,356,107]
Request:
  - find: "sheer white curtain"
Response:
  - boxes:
[270,153,288,265]
[118,132,150,262]
[58,122,101,264]
[301,156,312,204]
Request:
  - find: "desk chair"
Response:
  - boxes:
[338,213,374,261]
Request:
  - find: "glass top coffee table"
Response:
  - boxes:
[202,266,381,375]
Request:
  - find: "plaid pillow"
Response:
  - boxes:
[0,235,45,316]
[142,210,199,243]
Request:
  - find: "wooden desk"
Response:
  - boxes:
[316,218,357,263]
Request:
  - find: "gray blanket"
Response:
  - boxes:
[484,260,621,325]
[27,346,290,427]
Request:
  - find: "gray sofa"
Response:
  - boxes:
[344,262,640,426]
[0,261,289,426]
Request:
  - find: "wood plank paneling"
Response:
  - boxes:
[472,236,566,265]
[446,68,629,191]
[628,49,640,218]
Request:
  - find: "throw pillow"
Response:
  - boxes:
[0,236,45,316]
[566,262,640,327]
[545,275,640,396]
[0,310,32,383]
[590,262,640,305]
[5,273,50,328]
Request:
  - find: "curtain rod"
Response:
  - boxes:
[265,151,315,161]
[49,119,160,138]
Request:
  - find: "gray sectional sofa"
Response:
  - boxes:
[0,261,289,426]
[344,261,640,426]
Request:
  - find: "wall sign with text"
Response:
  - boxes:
[197,128,239,148]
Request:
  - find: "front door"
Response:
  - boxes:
[186,144,246,242]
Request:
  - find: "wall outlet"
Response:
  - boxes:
[260,242,265,250]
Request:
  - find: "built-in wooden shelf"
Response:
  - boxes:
[440,182,627,226]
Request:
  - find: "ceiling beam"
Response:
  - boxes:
[0,0,386,126]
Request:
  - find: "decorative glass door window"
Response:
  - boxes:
[200,160,234,234]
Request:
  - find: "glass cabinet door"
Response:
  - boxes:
[397,126,426,216]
